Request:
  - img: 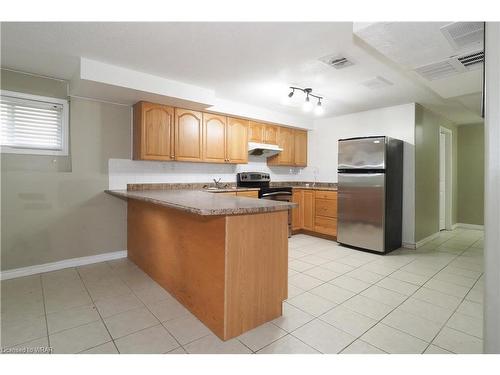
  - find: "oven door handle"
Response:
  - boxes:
[261,191,293,197]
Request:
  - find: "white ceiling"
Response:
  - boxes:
[0,22,483,124]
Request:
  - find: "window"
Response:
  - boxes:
[1,90,69,155]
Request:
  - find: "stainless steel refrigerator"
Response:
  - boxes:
[337,136,403,253]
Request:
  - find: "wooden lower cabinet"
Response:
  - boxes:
[314,216,337,236]
[237,191,259,198]
[292,190,303,230]
[303,190,315,231]
[292,189,337,237]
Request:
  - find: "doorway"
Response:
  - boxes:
[439,127,453,231]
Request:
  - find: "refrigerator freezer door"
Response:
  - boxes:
[337,172,385,252]
[338,137,386,170]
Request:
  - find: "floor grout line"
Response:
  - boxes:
[75,267,121,354]
[38,274,51,351]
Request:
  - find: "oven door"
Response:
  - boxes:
[261,192,292,237]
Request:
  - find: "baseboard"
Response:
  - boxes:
[402,231,441,249]
[0,250,127,281]
[401,242,416,249]
[416,231,442,248]
[453,223,484,231]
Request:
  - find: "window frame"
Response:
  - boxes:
[0,90,69,156]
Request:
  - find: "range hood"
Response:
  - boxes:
[248,142,283,157]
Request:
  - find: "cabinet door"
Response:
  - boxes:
[175,109,203,161]
[264,125,279,145]
[315,199,337,218]
[303,190,315,231]
[133,102,174,161]
[248,121,264,143]
[268,126,294,165]
[226,117,248,164]
[292,190,303,230]
[294,129,308,167]
[314,217,337,236]
[203,113,227,163]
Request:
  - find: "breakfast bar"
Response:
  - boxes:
[106,189,295,340]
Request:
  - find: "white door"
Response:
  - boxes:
[439,132,446,230]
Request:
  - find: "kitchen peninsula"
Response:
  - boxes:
[106,189,295,340]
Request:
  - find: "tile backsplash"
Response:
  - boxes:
[108,157,317,190]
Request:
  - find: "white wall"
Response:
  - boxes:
[484,22,500,354]
[309,103,416,245]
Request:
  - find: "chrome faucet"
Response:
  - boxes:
[213,178,222,188]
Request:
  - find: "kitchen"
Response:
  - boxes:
[1,13,498,371]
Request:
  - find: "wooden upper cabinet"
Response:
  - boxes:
[133,102,174,161]
[294,129,308,167]
[268,126,294,166]
[264,125,279,145]
[248,121,264,143]
[175,108,203,162]
[226,117,248,164]
[203,113,227,163]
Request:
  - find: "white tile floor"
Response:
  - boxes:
[1,229,484,354]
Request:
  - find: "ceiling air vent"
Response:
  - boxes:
[440,22,484,50]
[361,76,394,90]
[458,50,484,68]
[319,54,354,69]
[414,60,463,81]
[414,49,484,81]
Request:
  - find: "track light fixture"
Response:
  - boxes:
[287,87,324,115]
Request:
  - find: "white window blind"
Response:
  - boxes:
[1,91,68,155]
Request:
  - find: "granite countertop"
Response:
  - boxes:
[203,187,260,193]
[291,186,338,191]
[106,189,295,216]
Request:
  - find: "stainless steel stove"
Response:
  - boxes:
[236,172,293,236]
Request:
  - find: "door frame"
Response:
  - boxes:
[439,126,453,231]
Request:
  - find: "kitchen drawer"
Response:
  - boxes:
[314,190,337,200]
[237,191,259,198]
[315,198,337,218]
[314,216,337,236]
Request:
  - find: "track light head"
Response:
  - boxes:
[303,95,313,112]
[314,99,324,116]
[288,90,294,98]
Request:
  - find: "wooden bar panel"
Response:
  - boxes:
[127,199,226,337]
[224,210,288,339]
